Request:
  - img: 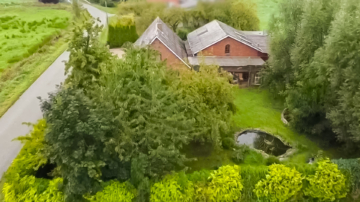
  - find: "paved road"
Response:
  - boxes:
[0,3,108,179]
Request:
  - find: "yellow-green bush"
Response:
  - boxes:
[150,173,194,202]
[86,181,135,202]
[206,165,243,202]
[2,119,64,202]
[107,15,138,48]
[253,164,303,202]
[304,159,348,201]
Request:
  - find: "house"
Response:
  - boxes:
[134,17,269,85]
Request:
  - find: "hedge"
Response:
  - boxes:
[2,120,357,202]
[107,15,138,48]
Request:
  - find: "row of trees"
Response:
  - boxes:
[263,0,360,151]
[39,16,236,201]
[117,0,260,39]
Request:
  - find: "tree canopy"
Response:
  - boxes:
[263,0,360,150]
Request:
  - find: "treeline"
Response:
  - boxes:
[263,0,360,151]
[117,0,260,39]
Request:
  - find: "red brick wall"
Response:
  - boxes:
[150,38,188,71]
[200,37,265,57]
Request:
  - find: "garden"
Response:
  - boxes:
[1,7,360,200]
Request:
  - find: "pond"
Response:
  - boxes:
[236,130,291,156]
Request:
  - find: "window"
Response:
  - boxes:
[225,44,230,54]
[254,72,261,85]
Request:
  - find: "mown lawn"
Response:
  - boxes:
[0,3,75,118]
[232,88,321,162]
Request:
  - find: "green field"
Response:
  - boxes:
[251,0,282,30]
[0,3,73,117]
[0,4,71,70]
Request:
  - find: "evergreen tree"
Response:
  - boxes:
[65,16,113,92]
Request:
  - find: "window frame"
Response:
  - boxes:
[225,44,230,54]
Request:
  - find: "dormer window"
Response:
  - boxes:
[225,44,230,54]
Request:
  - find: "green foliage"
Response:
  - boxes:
[40,87,126,200]
[206,165,243,202]
[107,15,138,48]
[231,144,251,164]
[86,181,135,202]
[94,47,192,177]
[265,156,280,166]
[118,0,259,36]
[150,173,194,202]
[3,176,64,202]
[254,164,303,202]
[65,15,113,92]
[332,159,360,192]
[2,120,64,202]
[240,166,268,201]
[5,120,47,182]
[263,0,360,148]
[176,64,235,146]
[304,159,348,201]
[221,137,235,150]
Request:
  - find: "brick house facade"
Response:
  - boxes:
[135,17,269,86]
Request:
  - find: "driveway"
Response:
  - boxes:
[0,3,109,179]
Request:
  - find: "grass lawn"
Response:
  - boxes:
[0,3,74,118]
[232,88,321,162]
[250,0,282,30]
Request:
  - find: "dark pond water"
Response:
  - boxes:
[236,130,291,156]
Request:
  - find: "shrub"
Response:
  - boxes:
[266,155,280,166]
[332,159,360,193]
[206,165,243,202]
[5,120,47,181]
[3,176,64,202]
[254,164,303,202]
[150,173,194,202]
[231,144,250,164]
[222,137,235,149]
[241,166,268,201]
[2,120,64,202]
[86,181,135,202]
[100,0,115,7]
[107,15,138,48]
[304,159,348,201]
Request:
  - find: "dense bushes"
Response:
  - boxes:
[3,120,64,202]
[86,181,135,202]
[150,173,194,202]
[107,15,138,48]
[262,0,360,150]
[118,0,259,36]
[304,159,348,201]
[206,165,243,202]
[254,164,303,201]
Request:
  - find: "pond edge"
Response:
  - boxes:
[234,129,298,161]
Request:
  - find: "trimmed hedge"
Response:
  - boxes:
[107,15,138,48]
